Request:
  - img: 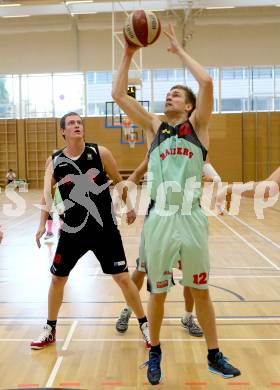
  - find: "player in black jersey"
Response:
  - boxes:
[31,112,151,350]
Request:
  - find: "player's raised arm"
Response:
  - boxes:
[164,23,213,148]
[112,40,160,135]
[112,43,160,131]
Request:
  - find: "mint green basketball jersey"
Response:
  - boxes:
[147,120,207,211]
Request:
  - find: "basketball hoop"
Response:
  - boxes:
[122,117,137,148]
[127,131,137,148]
[122,117,132,131]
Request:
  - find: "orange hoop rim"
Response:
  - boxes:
[122,117,132,127]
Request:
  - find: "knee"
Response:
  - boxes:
[150,292,167,304]
[132,270,145,284]
[51,275,68,288]
[113,272,131,288]
[191,288,209,303]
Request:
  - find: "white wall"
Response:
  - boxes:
[0,8,279,74]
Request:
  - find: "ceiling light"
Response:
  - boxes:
[66,0,94,4]
[2,14,30,18]
[206,6,235,9]
[0,3,21,7]
[71,11,97,15]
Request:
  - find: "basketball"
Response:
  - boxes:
[124,10,161,47]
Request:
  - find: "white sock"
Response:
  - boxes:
[184,311,192,320]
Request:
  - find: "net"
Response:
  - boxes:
[122,117,138,148]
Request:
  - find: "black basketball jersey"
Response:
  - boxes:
[52,143,116,230]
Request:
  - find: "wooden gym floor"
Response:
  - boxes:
[0,189,279,390]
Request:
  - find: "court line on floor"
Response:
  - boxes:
[82,274,280,280]
[45,320,77,388]
[2,213,37,232]
[2,274,279,285]
[1,316,280,322]
[180,275,280,278]
[0,299,280,303]
[212,213,280,270]
[128,265,274,270]
[1,337,280,342]
[209,283,245,301]
[0,266,273,271]
[3,299,277,304]
[70,338,280,342]
[230,215,280,250]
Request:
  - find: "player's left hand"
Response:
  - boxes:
[126,209,136,224]
[214,185,231,216]
[164,23,183,54]
[36,225,46,248]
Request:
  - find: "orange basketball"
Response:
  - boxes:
[124,10,161,47]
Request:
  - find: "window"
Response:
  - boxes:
[136,70,151,106]
[251,66,274,111]
[253,67,273,79]
[252,96,273,111]
[142,70,150,82]
[21,74,53,118]
[275,97,280,111]
[86,71,112,116]
[1,64,280,119]
[275,66,280,94]
[175,69,185,80]
[53,73,84,118]
[154,69,169,81]
[221,67,249,112]
[95,71,112,84]
[86,72,94,85]
[221,98,248,112]
[222,68,246,80]
[275,66,280,111]
[275,66,280,78]
[0,75,19,118]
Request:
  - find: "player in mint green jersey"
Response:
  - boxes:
[112,23,240,385]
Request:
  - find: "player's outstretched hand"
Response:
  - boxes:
[163,23,183,54]
[124,39,140,55]
[214,185,232,216]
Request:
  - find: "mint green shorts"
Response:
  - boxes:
[140,205,209,293]
[137,230,147,273]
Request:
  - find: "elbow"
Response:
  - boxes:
[111,88,118,101]
[111,88,124,102]
[111,89,118,102]
[201,76,213,89]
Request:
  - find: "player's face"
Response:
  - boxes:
[63,115,84,139]
[164,89,192,116]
